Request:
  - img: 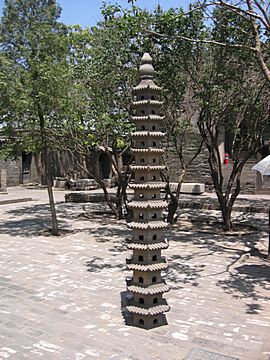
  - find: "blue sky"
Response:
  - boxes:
[0,0,191,27]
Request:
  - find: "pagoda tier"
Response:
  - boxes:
[125,52,170,330]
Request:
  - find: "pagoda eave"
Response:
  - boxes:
[131,131,165,138]
[129,182,166,190]
[130,115,165,122]
[132,83,162,92]
[128,200,167,209]
[127,221,168,230]
[126,241,169,251]
[132,100,163,107]
[127,283,170,295]
[130,165,166,171]
[126,304,170,316]
[131,148,164,154]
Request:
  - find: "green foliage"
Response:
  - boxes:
[0,0,69,156]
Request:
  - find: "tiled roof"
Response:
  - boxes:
[130,115,165,121]
[126,241,169,251]
[132,81,162,92]
[132,148,164,153]
[126,262,168,272]
[132,100,163,107]
[130,165,165,171]
[129,182,166,190]
[127,283,170,295]
[126,304,170,316]
[128,200,167,209]
[127,221,168,230]
[131,131,165,137]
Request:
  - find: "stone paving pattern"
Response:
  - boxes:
[0,188,270,360]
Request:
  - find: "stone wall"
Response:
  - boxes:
[222,158,257,194]
[165,133,258,194]
[164,133,213,190]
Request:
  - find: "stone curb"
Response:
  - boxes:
[178,201,268,214]
[0,197,33,206]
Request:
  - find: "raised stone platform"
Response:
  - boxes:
[65,192,116,203]
[170,182,205,194]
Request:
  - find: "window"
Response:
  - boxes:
[141,95,145,100]
[139,213,144,219]
[152,141,156,146]
[140,158,145,163]
[151,96,155,100]
[139,277,144,283]
[141,110,145,115]
[152,126,156,130]
[139,193,144,199]
[140,176,144,181]
[153,319,158,325]
[152,213,157,219]
[138,255,144,262]
[152,276,157,283]
[152,176,156,181]
[139,235,144,240]
[152,234,157,240]
[151,110,155,115]
[141,126,145,130]
[152,194,156,199]
[139,298,144,304]
[140,141,145,146]
[153,159,156,163]
[139,319,144,325]
[152,255,157,261]
[153,298,158,304]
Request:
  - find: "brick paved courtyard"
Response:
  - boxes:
[0,188,270,360]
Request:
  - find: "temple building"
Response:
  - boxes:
[125,53,170,329]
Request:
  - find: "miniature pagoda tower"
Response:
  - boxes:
[126,53,170,329]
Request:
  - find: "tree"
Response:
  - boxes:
[151,6,206,223]
[0,0,70,235]
[58,13,139,219]
[192,41,269,230]
[203,0,270,82]
[157,0,270,82]
[129,2,269,230]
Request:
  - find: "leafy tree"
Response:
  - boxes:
[0,0,69,235]
[151,6,206,223]
[192,22,269,230]
[59,13,139,219]
[155,0,270,82]
[129,2,269,230]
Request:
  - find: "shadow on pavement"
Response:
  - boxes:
[85,256,125,272]
[217,264,270,303]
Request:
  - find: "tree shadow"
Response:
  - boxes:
[85,256,125,273]
[166,254,207,289]
[0,201,131,241]
[217,264,270,303]
[0,202,79,237]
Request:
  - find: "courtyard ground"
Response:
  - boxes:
[0,187,270,360]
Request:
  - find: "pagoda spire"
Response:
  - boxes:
[125,53,170,329]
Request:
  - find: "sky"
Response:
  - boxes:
[0,0,191,28]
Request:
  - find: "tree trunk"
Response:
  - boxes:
[38,110,59,236]
[219,200,233,231]
[167,192,178,224]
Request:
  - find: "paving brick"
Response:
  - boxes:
[0,188,269,359]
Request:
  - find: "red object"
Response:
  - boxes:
[224,153,229,165]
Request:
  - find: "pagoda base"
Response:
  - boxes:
[133,313,168,329]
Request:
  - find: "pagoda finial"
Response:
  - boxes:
[139,52,154,79]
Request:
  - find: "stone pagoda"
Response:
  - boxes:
[126,53,170,329]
